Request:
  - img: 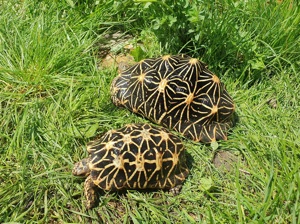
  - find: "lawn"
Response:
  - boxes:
[0,0,299,223]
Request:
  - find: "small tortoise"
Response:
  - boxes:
[111,54,235,143]
[73,123,189,209]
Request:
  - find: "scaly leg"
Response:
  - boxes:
[84,175,98,209]
[169,185,182,195]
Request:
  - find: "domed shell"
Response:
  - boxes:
[87,123,189,191]
[111,54,235,142]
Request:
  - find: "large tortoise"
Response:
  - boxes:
[73,123,189,209]
[111,54,235,143]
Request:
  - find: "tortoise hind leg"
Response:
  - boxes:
[168,164,189,195]
[169,185,182,195]
[84,175,98,209]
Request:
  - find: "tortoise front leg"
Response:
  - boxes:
[84,175,98,209]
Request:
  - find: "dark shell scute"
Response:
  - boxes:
[87,123,189,191]
[111,55,235,142]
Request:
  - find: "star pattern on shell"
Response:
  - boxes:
[111,54,235,142]
[73,124,189,209]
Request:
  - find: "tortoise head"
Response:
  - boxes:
[72,157,91,177]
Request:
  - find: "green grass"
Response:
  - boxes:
[0,0,299,223]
